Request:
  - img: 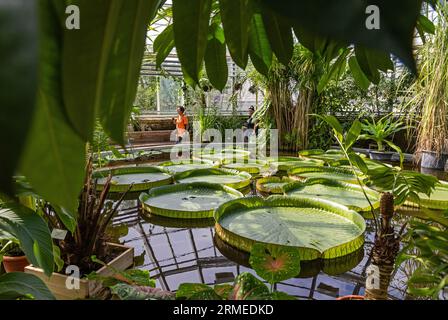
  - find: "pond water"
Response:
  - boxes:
[107,151,447,300]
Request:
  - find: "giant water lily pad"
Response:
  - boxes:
[299,149,346,163]
[222,160,269,175]
[268,156,324,172]
[174,168,252,190]
[288,166,360,183]
[283,178,379,212]
[93,166,172,192]
[157,160,216,174]
[256,177,294,195]
[406,181,448,210]
[214,196,366,260]
[195,148,251,163]
[140,182,243,219]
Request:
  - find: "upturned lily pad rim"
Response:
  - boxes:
[282,178,380,212]
[156,159,218,173]
[406,181,448,209]
[174,168,252,190]
[256,176,294,194]
[287,166,361,182]
[222,160,269,175]
[214,196,366,260]
[140,182,243,219]
[93,165,173,192]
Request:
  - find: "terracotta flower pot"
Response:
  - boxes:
[2,255,30,273]
[336,295,365,300]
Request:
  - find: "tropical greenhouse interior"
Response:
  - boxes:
[1,0,448,304]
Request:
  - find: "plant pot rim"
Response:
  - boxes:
[369,150,394,155]
[2,255,27,261]
[422,150,448,156]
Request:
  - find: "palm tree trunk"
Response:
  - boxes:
[365,192,400,300]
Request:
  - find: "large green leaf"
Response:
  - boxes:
[173,0,212,83]
[176,283,222,300]
[249,243,301,285]
[0,272,55,300]
[0,204,54,276]
[0,0,38,195]
[229,272,270,300]
[215,196,366,260]
[260,0,422,72]
[19,0,85,212]
[205,25,228,91]
[154,25,175,68]
[219,0,254,69]
[262,10,293,66]
[62,0,155,144]
[99,0,158,143]
[248,13,272,76]
[317,49,349,94]
[348,56,371,90]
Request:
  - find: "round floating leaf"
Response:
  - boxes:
[93,166,172,192]
[222,160,269,175]
[256,176,294,194]
[174,168,252,190]
[268,156,324,171]
[283,178,379,212]
[140,182,243,219]
[288,166,360,184]
[249,243,301,284]
[215,196,366,260]
[157,159,216,174]
[407,181,448,210]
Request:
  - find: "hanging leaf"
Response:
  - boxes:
[62,0,155,144]
[249,243,301,285]
[249,13,272,76]
[354,46,380,84]
[348,56,371,90]
[0,0,38,195]
[262,10,293,66]
[19,0,85,213]
[154,25,175,68]
[173,0,212,83]
[205,25,228,91]
[317,49,349,94]
[99,0,158,144]
[260,0,422,73]
[219,0,254,69]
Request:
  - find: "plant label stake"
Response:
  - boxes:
[366,265,380,290]
[51,228,68,241]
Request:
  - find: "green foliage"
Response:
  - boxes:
[0,0,37,194]
[0,204,54,276]
[249,243,301,286]
[397,214,448,299]
[360,114,408,157]
[0,272,55,300]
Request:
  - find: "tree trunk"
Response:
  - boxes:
[365,192,400,300]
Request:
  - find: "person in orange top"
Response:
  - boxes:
[172,106,189,144]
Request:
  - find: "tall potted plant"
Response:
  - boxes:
[360,114,407,161]
[24,160,134,300]
[406,3,448,170]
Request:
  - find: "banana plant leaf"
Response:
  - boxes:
[214,196,366,260]
[93,166,172,192]
[288,166,361,184]
[174,168,252,190]
[283,178,380,212]
[256,177,294,194]
[140,182,243,219]
[157,159,217,174]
